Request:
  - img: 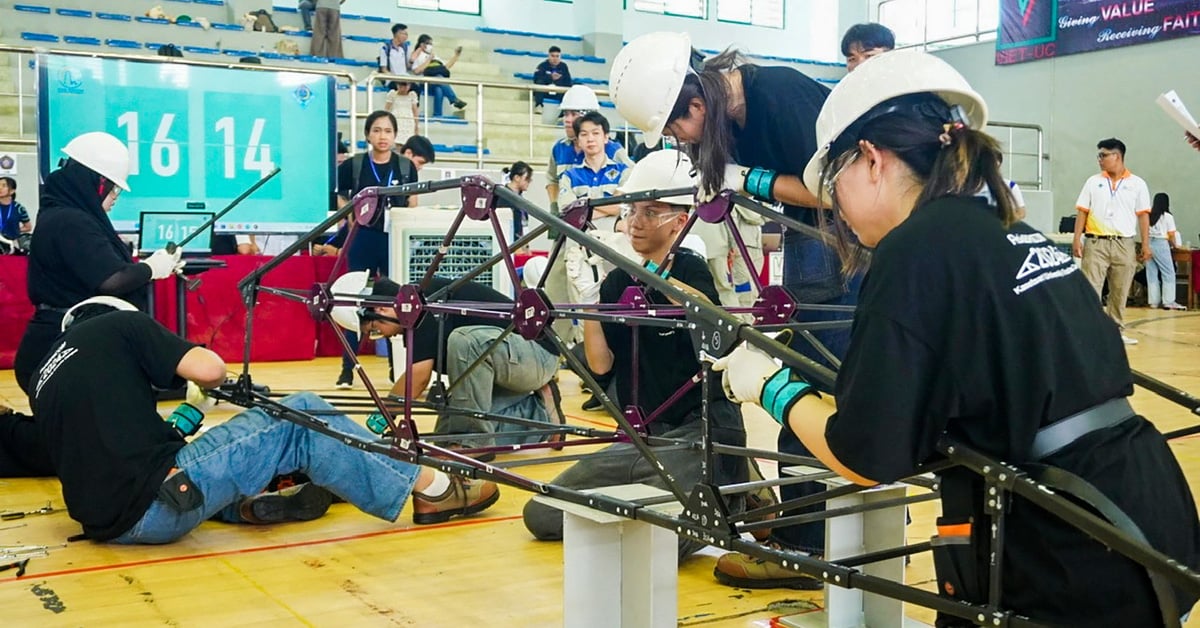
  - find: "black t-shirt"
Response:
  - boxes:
[336,153,418,231]
[27,208,147,311]
[598,251,722,428]
[31,311,194,540]
[732,65,829,224]
[824,196,1200,623]
[408,277,557,366]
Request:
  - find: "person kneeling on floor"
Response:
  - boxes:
[32,296,499,544]
[331,273,565,456]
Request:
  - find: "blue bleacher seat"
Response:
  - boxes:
[135,17,171,25]
[337,110,350,119]
[64,36,102,46]
[260,52,286,60]
[273,6,299,13]
[166,0,193,3]
[816,78,840,85]
[294,55,322,63]
[193,0,224,5]
[598,100,615,109]
[21,32,60,43]
[292,31,312,38]
[144,42,169,50]
[330,58,360,67]
[363,15,389,23]
[176,21,203,28]
[14,5,51,14]
[211,23,245,31]
[97,12,132,21]
[106,39,142,49]
[56,8,93,18]
[432,143,454,153]
[346,35,387,44]
[512,72,534,81]
[183,46,220,55]
[223,49,256,57]
[574,77,607,86]
[341,13,364,20]
[339,84,353,91]
[476,26,582,42]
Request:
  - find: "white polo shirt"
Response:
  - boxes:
[1075,170,1150,237]
[379,41,410,75]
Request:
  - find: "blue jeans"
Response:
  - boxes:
[437,326,560,446]
[1145,238,1177,307]
[423,83,459,117]
[112,392,421,544]
[298,0,314,30]
[773,229,862,554]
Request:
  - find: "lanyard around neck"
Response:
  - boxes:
[368,158,393,185]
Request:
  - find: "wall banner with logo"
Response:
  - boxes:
[996,0,1200,65]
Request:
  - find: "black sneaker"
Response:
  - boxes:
[240,483,334,524]
[581,394,602,412]
[336,366,353,389]
[453,99,467,110]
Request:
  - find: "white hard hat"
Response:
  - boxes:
[802,49,987,201]
[62,131,132,192]
[329,271,371,332]
[61,295,138,331]
[521,255,549,287]
[560,84,600,113]
[618,149,697,205]
[610,32,693,147]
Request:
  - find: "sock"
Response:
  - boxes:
[417,470,451,497]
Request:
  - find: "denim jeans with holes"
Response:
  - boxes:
[112,392,421,544]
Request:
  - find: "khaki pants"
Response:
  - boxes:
[311,8,343,58]
[1081,236,1136,327]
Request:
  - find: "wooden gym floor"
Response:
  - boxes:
[3,307,1200,626]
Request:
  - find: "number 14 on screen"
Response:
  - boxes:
[115,112,276,179]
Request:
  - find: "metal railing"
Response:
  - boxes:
[0,44,361,150]
[361,71,636,169]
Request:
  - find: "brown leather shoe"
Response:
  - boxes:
[412,477,500,525]
[713,550,824,590]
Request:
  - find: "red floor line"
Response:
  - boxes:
[566,413,617,429]
[1,514,523,584]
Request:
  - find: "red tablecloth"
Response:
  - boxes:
[0,256,35,369]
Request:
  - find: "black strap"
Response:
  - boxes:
[1033,465,1181,627]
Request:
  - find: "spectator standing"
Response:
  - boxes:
[1072,138,1152,345]
[494,161,534,239]
[311,0,345,59]
[1145,192,1186,310]
[385,81,419,141]
[533,46,572,113]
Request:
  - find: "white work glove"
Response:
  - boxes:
[710,332,813,425]
[141,247,183,280]
[186,380,218,413]
[697,164,749,204]
[710,334,784,404]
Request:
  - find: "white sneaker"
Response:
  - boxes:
[1163,302,1187,311]
[1122,335,1139,345]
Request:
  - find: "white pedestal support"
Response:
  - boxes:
[777,467,932,628]
[534,484,682,628]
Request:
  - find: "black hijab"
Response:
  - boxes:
[39,159,131,262]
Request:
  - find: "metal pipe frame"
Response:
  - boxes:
[221,174,1200,626]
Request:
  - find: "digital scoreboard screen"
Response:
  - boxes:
[38,54,336,233]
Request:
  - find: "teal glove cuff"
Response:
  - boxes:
[760,368,813,426]
[366,413,389,435]
[168,403,205,437]
[745,167,778,202]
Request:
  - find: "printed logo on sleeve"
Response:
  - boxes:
[1008,232,1077,295]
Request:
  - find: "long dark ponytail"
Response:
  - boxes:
[1150,192,1170,226]
[668,48,749,196]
